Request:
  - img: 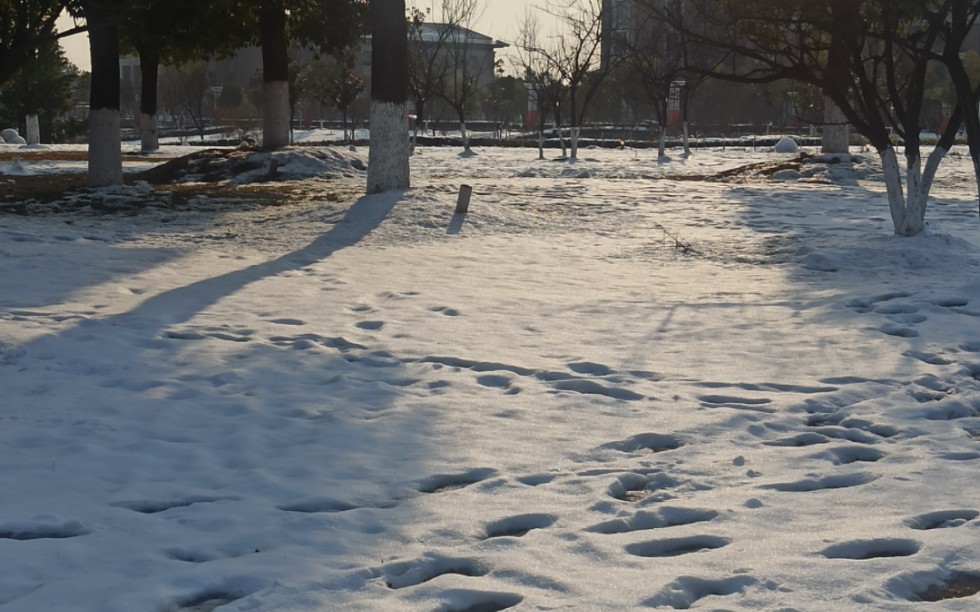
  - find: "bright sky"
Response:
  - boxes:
[57,1,545,73]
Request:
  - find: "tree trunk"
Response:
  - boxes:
[410,102,420,153]
[658,124,667,158]
[822,97,849,154]
[878,145,947,237]
[367,0,410,193]
[87,10,122,187]
[260,0,290,150]
[569,126,579,159]
[537,112,545,160]
[459,120,470,152]
[138,47,160,152]
[25,114,39,145]
[682,121,690,157]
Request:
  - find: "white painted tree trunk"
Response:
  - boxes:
[263,80,290,149]
[570,126,580,159]
[682,121,690,157]
[140,113,158,152]
[367,100,410,193]
[25,115,39,145]
[822,98,849,154]
[878,145,947,236]
[658,125,667,158]
[88,108,123,187]
[459,121,470,151]
[537,130,544,160]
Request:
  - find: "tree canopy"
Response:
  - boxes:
[0,1,74,87]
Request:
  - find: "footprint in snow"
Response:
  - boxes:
[586,507,718,534]
[925,295,970,309]
[174,591,246,611]
[418,467,499,494]
[921,401,978,421]
[641,575,758,609]
[904,350,955,365]
[915,571,980,602]
[906,509,979,530]
[277,496,363,513]
[430,306,461,317]
[819,538,920,560]
[567,361,612,376]
[805,426,882,445]
[268,318,304,326]
[383,553,488,589]
[759,472,877,492]
[763,432,831,447]
[355,320,384,331]
[845,292,912,313]
[483,513,558,539]
[880,323,919,338]
[625,534,730,558]
[811,445,886,465]
[607,472,680,503]
[598,432,683,455]
[111,495,234,514]
[434,589,523,612]
[874,303,919,315]
[699,394,775,412]
[959,340,980,352]
[0,517,88,540]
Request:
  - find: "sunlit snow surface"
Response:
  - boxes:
[1,141,980,611]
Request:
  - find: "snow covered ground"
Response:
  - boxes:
[1,143,980,611]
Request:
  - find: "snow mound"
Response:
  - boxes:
[774,136,800,153]
[138,146,367,185]
[2,128,26,145]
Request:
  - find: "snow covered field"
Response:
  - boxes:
[1,143,980,611]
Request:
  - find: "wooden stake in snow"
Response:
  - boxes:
[455,184,472,214]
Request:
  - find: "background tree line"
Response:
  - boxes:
[4,0,980,228]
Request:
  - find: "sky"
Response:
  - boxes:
[2,137,980,609]
[57,1,542,73]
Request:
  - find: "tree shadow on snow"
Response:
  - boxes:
[0,190,429,608]
[117,190,401,327]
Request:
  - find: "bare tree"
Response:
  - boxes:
[513,8,566,159]
[434,0,488,153]
[623,7,685,157]
[538,0,618,159]
[298,52,364,142]
[161,61,213,141]
[407,6,451,150]
[934,0,980,217]
[653,0,980,236]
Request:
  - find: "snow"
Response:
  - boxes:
[1,143,980,611]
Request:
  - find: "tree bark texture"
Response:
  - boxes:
[87,9,122,187]
[260,0,290,149]
[367,0,410,193]
[821,98,849,154]
[878,145,948,237]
